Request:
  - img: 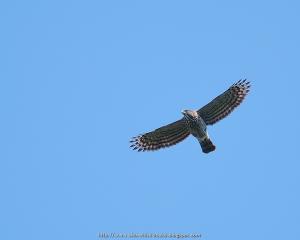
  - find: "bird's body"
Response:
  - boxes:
[182,110,207,139]
[130,79,250,154]
[182,110,216,153]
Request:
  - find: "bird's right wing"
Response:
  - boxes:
[130,118,190,151]
[197,79,250,125]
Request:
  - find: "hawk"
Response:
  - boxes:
[130,79,250,153]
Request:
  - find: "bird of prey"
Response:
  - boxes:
[130,79,250,153]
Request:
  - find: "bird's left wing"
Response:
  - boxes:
[130,118,190,151]
[197,79,250,125]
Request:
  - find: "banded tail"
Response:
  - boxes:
[199,138,216,154]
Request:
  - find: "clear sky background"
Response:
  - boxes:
[1,1,300,239]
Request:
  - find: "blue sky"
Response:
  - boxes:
[1,1,300,239]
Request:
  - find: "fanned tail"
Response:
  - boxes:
[199,138,216,154]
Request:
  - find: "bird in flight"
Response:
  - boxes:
[130,79,250,153]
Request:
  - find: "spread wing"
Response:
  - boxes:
[130,118,190,151]
[197,79,250,125]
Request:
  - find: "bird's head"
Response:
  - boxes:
[181,109,198,120]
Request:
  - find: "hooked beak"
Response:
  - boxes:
[181,110,186,115]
